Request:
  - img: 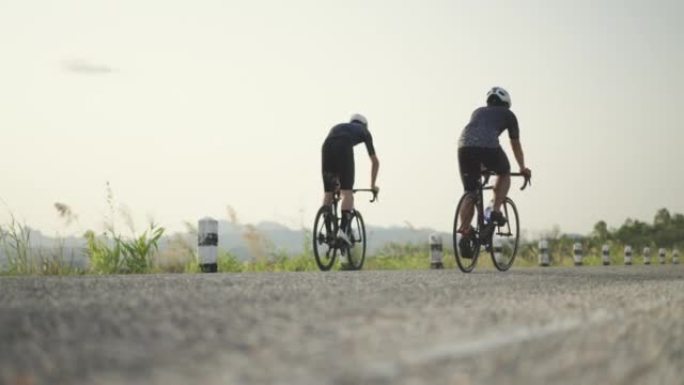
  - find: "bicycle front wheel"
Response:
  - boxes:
[453,193,481,273]
[345,210,367,270]
[313,206,337,271]
[490,197,520,271]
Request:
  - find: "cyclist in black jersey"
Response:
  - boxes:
[321,114,380,246]
[457,87,531,255]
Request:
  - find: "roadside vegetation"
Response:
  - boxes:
[1,197,682,276]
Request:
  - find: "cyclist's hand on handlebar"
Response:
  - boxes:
[371,185,380,202]
[520,168,532,180]
[519,168,532,190]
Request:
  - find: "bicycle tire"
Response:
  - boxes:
[453,193,481,273]
[345,210,367,270]
[490,197,520,272]
[312,205,337,271]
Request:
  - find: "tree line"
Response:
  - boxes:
[518,208,682,265]
[591,208,683,249]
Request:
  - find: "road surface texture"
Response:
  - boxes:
[1,266,683,385]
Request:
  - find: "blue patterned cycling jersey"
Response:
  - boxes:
[458,106,519,148]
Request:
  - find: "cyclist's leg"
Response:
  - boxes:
[338,139,355,233]
[321,141,336,206]
[459,193,476,232]
[493,175,510,211]
[483,147,511,214]
[321,142,339,235]
[457,147,480,232]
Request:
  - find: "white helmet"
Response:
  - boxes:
[486,87,511,107]
[350,113,368,125]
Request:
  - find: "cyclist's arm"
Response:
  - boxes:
[510,139,529,175]
[363,130,379,191]
[370,155,379,190]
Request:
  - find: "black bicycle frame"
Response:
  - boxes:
[327,188,378,233]
[475,172,530,241]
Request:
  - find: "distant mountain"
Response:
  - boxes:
[0,221,450,267]
[211,220,449,259]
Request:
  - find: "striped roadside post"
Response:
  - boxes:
[538,239,550,267]
[429,233,444,269]
[643,247,651,265]
[673,249,680,265]
[493,238,504,266]
[198,217,219,273]
[573,242,583,266]
[602,244,610,266]
[624,245,633,265]
[658,248,667,265]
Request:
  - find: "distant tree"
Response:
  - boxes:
[654,208,671,227]
[614,218,652,249]
[592,220,610,241]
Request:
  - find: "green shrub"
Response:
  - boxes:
[84,224,164,274]
[218,251,244,273]
[85,230,123,274]
[120,226,164,273]
[1,216,36,275]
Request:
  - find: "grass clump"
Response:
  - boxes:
[0,214,85,276]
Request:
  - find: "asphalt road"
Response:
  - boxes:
[1,265,683,385]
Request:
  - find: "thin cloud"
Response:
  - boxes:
[63,59,116,75]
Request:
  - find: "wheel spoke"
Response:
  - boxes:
[491,198,520,271]
[313,206,338,271]
[346,213,366,270]
[453,194,481,273]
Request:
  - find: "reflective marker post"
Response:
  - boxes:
[673,249,680,265]
[643,247,651,265]
[573,242,583,266]
[658,248,667,265]
[624,245,633,265]
[429,233,444,269]
[539,239,550,267]
[493,238,504,266]
[198,217,219,273]
[602,244,610,266]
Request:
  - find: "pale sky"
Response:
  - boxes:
[1,0,683,237]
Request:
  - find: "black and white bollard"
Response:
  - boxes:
[624,245,633,265]
[429,233,444,269]
[643,247,651,265]
[539,239,550,267]
[673,249,680,265]
[573,242,583,266]
[658,248,667,265]
[198,217,219,273]
[602,244,610,266]
[493,238,504,266]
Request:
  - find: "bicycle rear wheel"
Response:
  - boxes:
[490,197,520,271]
[344,210,367,270]
[313,206,337,271]
[453,193,481,273]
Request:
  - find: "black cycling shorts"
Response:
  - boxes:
[458,146,510,192]
[322,137,355,192]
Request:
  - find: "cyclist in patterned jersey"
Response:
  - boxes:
[457,87,531,256]
[321,113,380,246]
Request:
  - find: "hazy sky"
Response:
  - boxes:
[1,0,683,237]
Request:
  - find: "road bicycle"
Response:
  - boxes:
[453,171,530,273]
[312,186,378,271]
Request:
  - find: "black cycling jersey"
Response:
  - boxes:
[321,122,375,192]
[458,106,519,148]
[457,106,517,193]
[325,122,376,156]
